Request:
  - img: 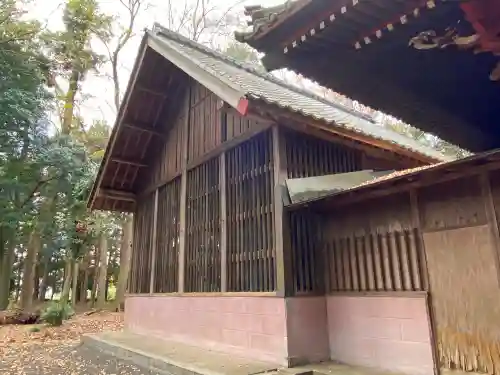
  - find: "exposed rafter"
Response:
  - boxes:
[110,157,148,168]
[97,188,136,202]
[122,123,165,138]
[136,86,168,97]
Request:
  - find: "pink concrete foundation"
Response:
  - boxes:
[327,295,434,375]
[125,295,289,365]
[125,294,435,374]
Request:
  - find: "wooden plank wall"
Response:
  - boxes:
[188,85,222,161]
[321,192,427,293]
[143,93,186,192]
[418,173,500,374]
[226,130,275,292]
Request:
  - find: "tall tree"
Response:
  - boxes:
[0,1,51,310]
[45,0,112,135]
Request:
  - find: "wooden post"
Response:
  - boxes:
[272,126,293,296]
[480,172,500,286]
[149,189,159,294]
[409,188,439,375]
[220,152,228,292]
[178,85,191,293]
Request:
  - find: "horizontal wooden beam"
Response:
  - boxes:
[139,118,274,198]
[186,119,274,171]
[136,86,167,97]
[263,104,439,164]
[125,291,278,298]
[110,157,148,168]
[98,188,136,202]
[122,123,165,138]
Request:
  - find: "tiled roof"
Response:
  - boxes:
[150,25,450,162]
[234,1,307,43]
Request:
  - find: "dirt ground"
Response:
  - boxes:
[0,311,160,375]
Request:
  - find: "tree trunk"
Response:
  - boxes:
[115,216,133,311]
[90,245,99,307]
[96,234,108,309]
[79,254,89,305]
[71,261,79,306]
[0,240,15,310]
[39,257,49,302]
[60,259,72,305]
[61,69,79,135]
[33,264,40,302]
[20,231,40,311]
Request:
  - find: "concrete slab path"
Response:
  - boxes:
[82,331,412,375]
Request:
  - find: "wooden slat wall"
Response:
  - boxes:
[188,84,222,162]
[290,211,321,293]
[185,157,221,292]
[226,130,276,292]
[224,112,263,142]
[322,193,427,293]
[285,129,363,294]
[153,177,181,293]
[129,193,155,293]
[284,129,362,178]
[141,92,187,192]
[325,229,425,292]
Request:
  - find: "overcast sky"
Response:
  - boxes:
[27,0,285,129]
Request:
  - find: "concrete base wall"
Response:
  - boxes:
[125,295,288,365]
[286,296,330,366]
[125,294,435,374]
[326,295,435,375]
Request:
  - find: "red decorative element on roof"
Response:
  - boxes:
[236,97,249,115]
[460,0,500,54]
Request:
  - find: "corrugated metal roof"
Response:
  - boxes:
[150,25,450,162]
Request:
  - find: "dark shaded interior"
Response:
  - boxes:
[245,0,500,152]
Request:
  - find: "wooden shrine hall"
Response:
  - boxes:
[89,22,500,375]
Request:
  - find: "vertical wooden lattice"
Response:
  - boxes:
[153,178,181,293]
[325,229,426,292]
[285,130,362,294]
[290,211,320,293]
[226,131,276,292]
[285,130,362,179]
[129,193,155,293]
[185,158,221,292]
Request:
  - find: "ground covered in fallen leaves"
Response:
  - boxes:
[0,311,162,374]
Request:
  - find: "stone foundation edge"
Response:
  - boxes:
[81,334,206,375]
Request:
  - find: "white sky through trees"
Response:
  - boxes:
[27,0,284,129]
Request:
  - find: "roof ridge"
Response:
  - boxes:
[152,23,375,123]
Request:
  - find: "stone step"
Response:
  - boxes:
[82,331,280,375]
